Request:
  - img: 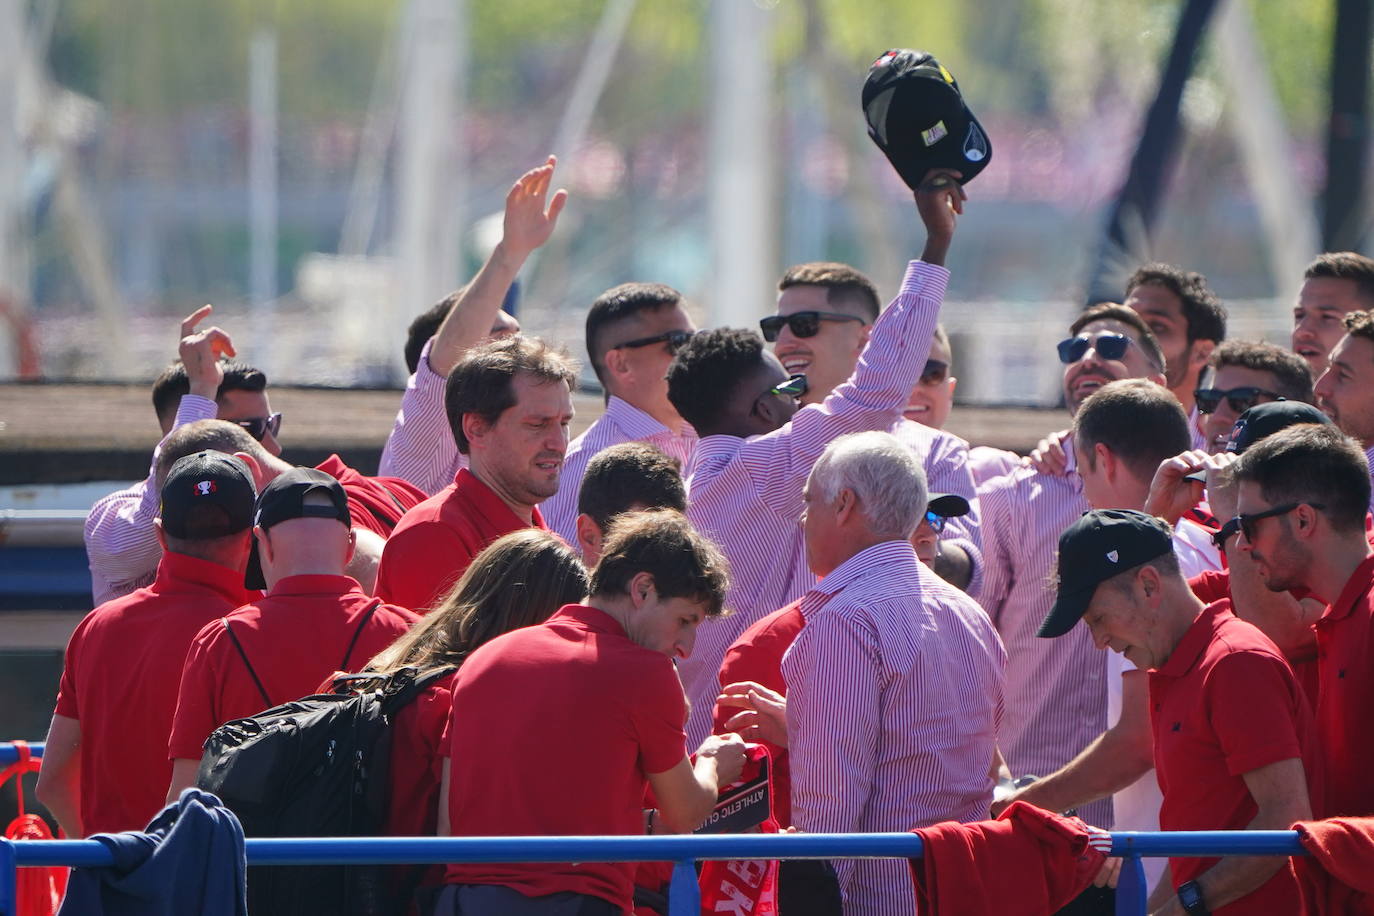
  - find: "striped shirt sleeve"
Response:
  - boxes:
[378,338,464,495]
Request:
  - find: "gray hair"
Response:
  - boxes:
[807,431,927,539]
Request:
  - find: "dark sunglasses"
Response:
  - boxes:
[1211,517,1241,551]
[759,311,865,342]
[923,510,948,534]
[610,329,695,353]
[766,374,809,399]
[235,412,282,442]
[1194,387,1283,415]
[920,359,949,386]
[1233,502,1326,543]
[1056,332,1132,364]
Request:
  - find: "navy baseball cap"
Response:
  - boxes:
[1038,509,1174,638]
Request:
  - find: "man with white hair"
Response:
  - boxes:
[777,431,1006,916]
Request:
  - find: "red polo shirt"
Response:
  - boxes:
[1314,554,1374,817]
[55,551,254,834]
[315,454,427,538]
[1150,601,1320,914]
[168,574,417,760]
[711,599,804,827]
[444,604,688,910]
[375,468,546,613]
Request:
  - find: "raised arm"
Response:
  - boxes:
[380,158,568,490]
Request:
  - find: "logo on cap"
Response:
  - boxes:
[1106,550,1119,563]
[922,121,948,147]
[963,123,988,162]
[195,480,217,497]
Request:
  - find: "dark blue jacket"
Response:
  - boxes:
[59,788,247,916]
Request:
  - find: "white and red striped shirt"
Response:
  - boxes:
[783,541,1005,916]
[539,396,697,544]
[378,338,468,495]
[83,394,218,605]
[678,259,946,746]
[1365,444,1374,517]
[967,444,1022,488]
[889,418,983,594]
[976,435,1113,827]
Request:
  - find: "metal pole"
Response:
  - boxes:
[249,29,279,373]
[0,839,15,916]
[1322,0,1372,251]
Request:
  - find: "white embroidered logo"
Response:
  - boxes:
[1106,550,1119,563]
[195,480,216,497]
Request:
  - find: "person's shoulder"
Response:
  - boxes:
[374,600,422,626]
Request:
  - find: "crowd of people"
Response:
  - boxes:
[28,151,1374,915]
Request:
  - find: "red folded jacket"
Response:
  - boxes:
[1293,817,1374,915]
[910,801,1106,916]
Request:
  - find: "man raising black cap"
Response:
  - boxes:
[165,468,418,800]
[1041,509,1319,916]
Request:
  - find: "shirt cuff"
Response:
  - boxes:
[900,260,951,302]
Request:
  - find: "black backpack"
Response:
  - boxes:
[195,662,456,916]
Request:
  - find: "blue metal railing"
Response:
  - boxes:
[0,743,42,766]
[0,743,1309,916]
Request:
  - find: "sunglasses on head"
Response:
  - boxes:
[235,412,282,442]
[1233,501,1326,543]
[610,329,695,353]
[923,510,948,534]
[759,311,865,342]
[920,359,949,386]
[1194,387,1283,415]
[1056,332,1132,365]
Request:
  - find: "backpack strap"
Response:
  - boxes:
[339,599,383,670]
[379,665,459,717]
[360,485,408,532]
[222,618,272,709]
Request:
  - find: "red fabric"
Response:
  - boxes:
[315,454,427,538]
[2,742,67,916]
[1314,555,1374,818]
[168,574,417,759]
[711,600,804,827]
[375,468,547,613]
[1293,817,1374,915]
[55,552,253,833]
[1189,568,1231,606]
[386,672,456,892]
[444,604,688,910]
[909,801,1106,916]
[698,745,780,916]
[1149,601,1320,913]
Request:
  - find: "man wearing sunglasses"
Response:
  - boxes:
[1196,340,1313,455]
[538,281,698,544]
[1314,310,1374,515]
[665,167,964,747]
[764,262,982,591]
[1233,424,1374,819]
[1122,264,1227,448]
[84,305,286,604]
[977,303,1166,828]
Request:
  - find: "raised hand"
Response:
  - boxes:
[1143,449,1236,525]
[178,304,236,400]
[500,155,569,259]
[915,168,966,266]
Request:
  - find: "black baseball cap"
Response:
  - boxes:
[927,492,971,518]
[244,468,351,589]
[1037,509,1174,638]
[159,451,256,539]
[861,49,993,191]
[1227,401,1332,454]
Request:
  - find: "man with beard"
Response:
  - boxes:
[1291,252,1374,376]
[1313,310,1374,513]
[976,303,1165,827]
[376,336,578,612]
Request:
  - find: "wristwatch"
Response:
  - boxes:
[1177,880,1209,915]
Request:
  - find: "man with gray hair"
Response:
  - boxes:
[734,430,1005,916]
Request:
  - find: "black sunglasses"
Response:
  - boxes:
[1211,517,1241,551]
[759,311,865,342]
[235,413,282,442]
[610,329,695,353]
[1057,332,1132,364]
[1233,502,1326,543]
[1194,387,1283,415]
[920,359,949,386]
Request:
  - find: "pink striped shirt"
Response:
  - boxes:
[1365,444,1374,516]
[678,259,946,747]
[539,396,697,544]
[967,444,1021,488]
[783,540,1006,916]
[976,434,1113,826]
[83,394,218,605]
[378,338,468,495]
[888,418,983,594]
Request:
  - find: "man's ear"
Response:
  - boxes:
[1095,443,1117,483]
[833,487,859,526]
[575,513,603,564]
[947,376,958,398]
[602,347,630,384]
[1149,371,1168,388]
[628,569,656,608]
[1294,503,1323,540]
[1189,339,1216,374]
[234,452,267,491]
[461,412,490,450]
[153,517,168,551]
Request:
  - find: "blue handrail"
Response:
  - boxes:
[0,743,42,766]
[0,830,1308,916]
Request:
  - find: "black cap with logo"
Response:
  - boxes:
[159,451,256,539]
[1037,509,1174,639]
